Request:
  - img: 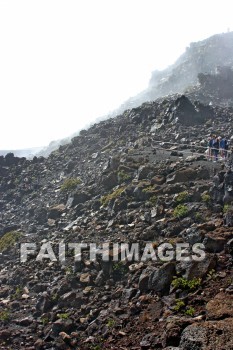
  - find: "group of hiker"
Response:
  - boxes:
[207,135,229,162]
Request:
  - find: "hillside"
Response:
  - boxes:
[0,92,233,349]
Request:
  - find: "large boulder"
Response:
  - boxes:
[148,262,176,295]
[138,165,155,180]
[139,262,176,295]
[206,292,233,319]
[176,254,216,280]
[66,191,91,207]
[48,204,66,219]
[166,168,209,184]
[179,318,233,350]
[101,172,118,190]
[165,96,213,126]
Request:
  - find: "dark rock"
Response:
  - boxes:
[167,168,209,184]
[34,207,48,224]
[177,255,216,280]
[179,323,208,350]
[138,165,154,180]
[206,292,233,319]
[179,318,233,350]
[101,172,118,190]
[48,204,66,219]
[224,206,233,226]
[203,235,226,253]
[138,267,153,292]
[36,292,52,313]
[51,319,73,336]
[148,262,176,295]
[16,317,34,326]
[66,192,90,208]
[151,175,166,185]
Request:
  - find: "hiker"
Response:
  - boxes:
[207,136,213,160]
[220,137,228,159]
[212,136,219,162]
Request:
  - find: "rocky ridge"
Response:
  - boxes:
[116,32,233,114]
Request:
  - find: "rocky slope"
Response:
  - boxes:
[0,93,233,349]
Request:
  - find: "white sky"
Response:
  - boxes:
[0,0,233,149]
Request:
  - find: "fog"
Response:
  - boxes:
[0,0,233,150]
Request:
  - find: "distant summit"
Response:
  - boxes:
[116,31,233,113]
